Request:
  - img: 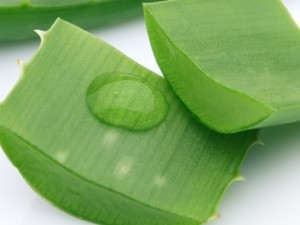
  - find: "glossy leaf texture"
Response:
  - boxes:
[0,0,155,41]
[0,19,257,225]
[145,0,300,133]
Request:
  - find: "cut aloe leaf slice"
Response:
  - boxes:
[0,19,257,225]
[0,0,153,41]
[144,0,300,133]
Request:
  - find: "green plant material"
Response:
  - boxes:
[144,0,300,133]
[0,19,257,225]
[0,0,154,41]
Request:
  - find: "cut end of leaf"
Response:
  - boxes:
[144,0,300,133]
[144,5,274,133]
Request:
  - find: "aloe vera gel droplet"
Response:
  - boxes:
[86,73,168,131]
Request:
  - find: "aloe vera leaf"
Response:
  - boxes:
[144,0,300,133]
[0,0,154,41]
[0,19,257,225]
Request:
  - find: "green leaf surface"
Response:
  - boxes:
[144,0,300,133]
[0,19,257,225]
[0,0,154,41]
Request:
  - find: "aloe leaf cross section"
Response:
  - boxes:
[0,19,257,225]
[145,0,300,133]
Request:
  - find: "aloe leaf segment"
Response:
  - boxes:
[144,0,300,133]
[0,19,257,225]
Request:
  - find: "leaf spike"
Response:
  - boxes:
[34,30,46,38]
[233,175,246,182]
[17,59,24,67]
[16,59,25,74]
[207,213,221,222]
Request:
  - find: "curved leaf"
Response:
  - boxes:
[144,0,300,133]
[0,19,257,225]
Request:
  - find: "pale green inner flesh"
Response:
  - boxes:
[145,0,300,132]
[86,73,168,131]
[0,19,257,224]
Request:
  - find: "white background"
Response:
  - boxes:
[0,1,300,224]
